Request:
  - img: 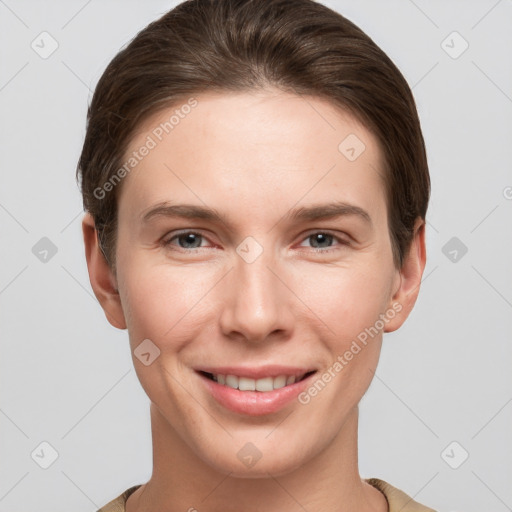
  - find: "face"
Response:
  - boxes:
[97,88,412,477]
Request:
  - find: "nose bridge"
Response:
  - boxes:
[219,238,290,341]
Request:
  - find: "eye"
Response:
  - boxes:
[161,229,350,254]
[162,231,211,250]
[297,231,349,252]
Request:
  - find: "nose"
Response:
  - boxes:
[218,244,295,344]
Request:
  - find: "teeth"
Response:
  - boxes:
[286,375,296,385]
[225,375,238,388]
[238,377,255,391]
[256,377,274,391]
[211,373,306,392]
[273,375,286,389]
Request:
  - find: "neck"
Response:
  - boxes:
[126,403,387,512]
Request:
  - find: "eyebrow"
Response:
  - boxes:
[140,200,372,228]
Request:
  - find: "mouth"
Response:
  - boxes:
[198,370,317,392]
[194,367,318,416]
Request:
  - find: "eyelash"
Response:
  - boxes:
[161,230,350,254]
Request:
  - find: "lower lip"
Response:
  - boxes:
[197,371,316,416]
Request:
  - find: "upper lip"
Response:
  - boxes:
[195,365,317,380]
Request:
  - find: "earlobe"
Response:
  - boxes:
[384,218,427,333]
[82,213,127,330]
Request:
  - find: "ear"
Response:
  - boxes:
[82,212,127,330]
[384,217,427,333]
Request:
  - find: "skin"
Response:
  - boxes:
[82,87,426,512]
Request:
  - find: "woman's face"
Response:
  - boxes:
[110,88,408,476]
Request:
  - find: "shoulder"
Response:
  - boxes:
[97,480,437,512]
[96,485,142,512]
[365,478,438,512]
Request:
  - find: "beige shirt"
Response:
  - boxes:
[97,478,437,511]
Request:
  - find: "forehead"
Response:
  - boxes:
[118,88,387,226]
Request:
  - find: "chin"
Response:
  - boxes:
[196,437,312,479]
[211,456,304,479]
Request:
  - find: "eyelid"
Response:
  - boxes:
[296,229,351,250]
[162,228,351,252]
[162,229,214,249]
[300,229,350,242]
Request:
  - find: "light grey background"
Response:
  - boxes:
[1,1,511,511]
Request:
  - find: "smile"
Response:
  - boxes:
[195,366,318,416]
[200,371,315,392]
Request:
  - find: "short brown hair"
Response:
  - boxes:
[76,0,430,275]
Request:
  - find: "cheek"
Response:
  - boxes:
[294,262,392,340]
[117,260,209,407]
[118,257,214,346]
[119,254,393,343]
[117,223,395,347]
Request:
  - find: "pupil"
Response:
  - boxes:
[311,233,332,248]
[177,233,332,249]
[180,233,201,248]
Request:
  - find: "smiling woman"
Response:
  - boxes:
[76,0,434,511]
